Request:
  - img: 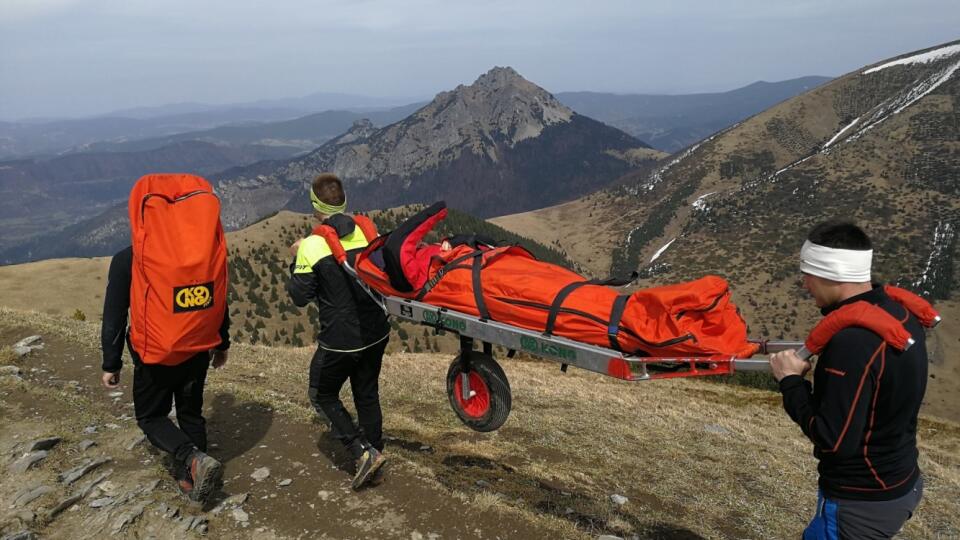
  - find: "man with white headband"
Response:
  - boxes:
[770,221,927,540]
[287,173,391,490]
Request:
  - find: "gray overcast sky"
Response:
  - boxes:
[1,0,958,119]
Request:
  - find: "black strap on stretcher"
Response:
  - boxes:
[543,272,637,351]
[472,255,491,321]
[607,294,631,351]
[415,249,485,301]
[416,249,636,349]
[415,247,494,321]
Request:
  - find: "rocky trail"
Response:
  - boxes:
[0,326,548,539]
[3,309,958,539]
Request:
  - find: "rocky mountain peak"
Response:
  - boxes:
[472,66,526,89]
[348,118,375,133]
[423,66,574,147]
[212,67,642,226]
[329,118,377,145]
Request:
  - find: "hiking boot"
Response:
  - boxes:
[182,450,222,502]
[177,477,195,497]
[368,462,387,487]
[351,447,386,490]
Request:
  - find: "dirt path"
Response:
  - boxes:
[0,325,550,539]
[3,309,958,539]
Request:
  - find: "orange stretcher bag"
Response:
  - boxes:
[354,202,758,358]
[128,173,228,365]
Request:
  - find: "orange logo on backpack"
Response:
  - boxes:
[173,282,214,313]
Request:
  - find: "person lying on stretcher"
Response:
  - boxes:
[352,202,759,359]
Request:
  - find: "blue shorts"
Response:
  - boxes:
[803,477,923,540]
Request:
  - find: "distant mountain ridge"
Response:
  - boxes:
[0,77,826,160]
[69,103,426,156]
[214,66,650,227]
[557,76,831,152]
[101,91,423,120]
[0,140,293,257]
[0,103,422,259]
[0,67,650,263]
[0,103,426,161]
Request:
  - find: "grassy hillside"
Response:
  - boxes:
[226,206,577,353]
[2,307,958,538]
[0,206,576,357]
[490,191,639,278]
[492,42,960,423]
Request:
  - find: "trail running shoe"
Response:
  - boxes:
[352,447,386,490]
[185,451,222,503]
[177,476,195,497]
[368,462,387,487]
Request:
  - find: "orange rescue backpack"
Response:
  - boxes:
[127,173,228,366]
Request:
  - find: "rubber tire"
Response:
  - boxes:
[446,352,512,432]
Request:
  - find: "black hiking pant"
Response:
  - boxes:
[132,350,210,476]
[308,339,387,458]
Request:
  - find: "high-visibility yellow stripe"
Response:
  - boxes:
[337,227,370,252]
[294,236,331,273]
[293,228,369,274]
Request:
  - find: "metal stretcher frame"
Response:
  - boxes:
[378,293,798,381]
[344,261,796,381]
[344,262,802,431]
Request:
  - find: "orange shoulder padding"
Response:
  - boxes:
[353,214,379,242]
[805,302,914,355]
[310,214,378,265]
[884,285,941,327]
[312,224,347,264]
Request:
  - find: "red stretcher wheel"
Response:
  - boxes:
[446,352,511,432]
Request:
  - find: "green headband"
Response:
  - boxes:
[310,189,346,215]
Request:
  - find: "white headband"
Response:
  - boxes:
[800,240,872,282]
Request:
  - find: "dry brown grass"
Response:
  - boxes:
[0,257,111,319]
[3,306,958,538]
[606,148,671,165]
[491,68,960,425]
[489,191,635,278]
[0,346,16,365]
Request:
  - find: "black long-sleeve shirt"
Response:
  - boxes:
[100,246,230,372]
[779,285,927,501]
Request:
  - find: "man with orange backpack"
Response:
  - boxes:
[287,173,390,490]
[100,173,230,503]
[770,221,927,539]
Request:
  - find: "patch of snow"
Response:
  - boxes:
[699,52,960,202]
[772,155,813,178]
[692,192,716,210]
[889,60,960,116]
[639,142,703,192]
[746,56,960,194]
[635,130,728,193]
[823,117,860,148]
[863,44,960,74]
[912,221,955,295]
[649,238,676,263]
[846,59,960,144]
